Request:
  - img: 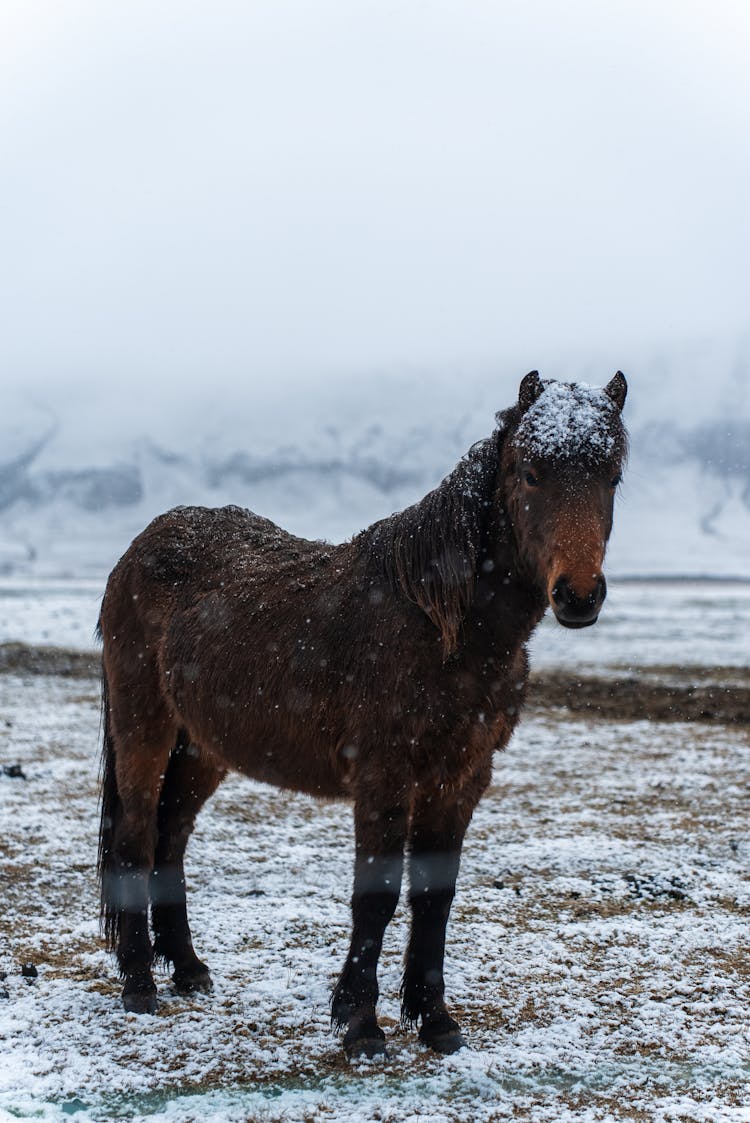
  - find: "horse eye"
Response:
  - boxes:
[524,471,539,488]
[610,474,622,489]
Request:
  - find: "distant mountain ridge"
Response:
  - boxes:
[2,360,749,579]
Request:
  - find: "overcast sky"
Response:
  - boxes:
[2,0,749,394]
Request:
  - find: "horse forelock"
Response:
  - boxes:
[514,381,626,465]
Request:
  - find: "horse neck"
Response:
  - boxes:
[468,480,549,650]
[360,437,498,655]
[361,433,547,655]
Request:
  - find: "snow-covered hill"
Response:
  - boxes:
[2,345,749,579]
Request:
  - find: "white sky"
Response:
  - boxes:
[1,0,749,392]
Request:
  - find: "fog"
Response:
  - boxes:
[2,0,749,395]
[2,1,749,578]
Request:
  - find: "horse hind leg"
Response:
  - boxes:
[99,672,176,1014]
[151,737,225,993]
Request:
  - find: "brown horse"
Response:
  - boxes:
[98,371,627,1057]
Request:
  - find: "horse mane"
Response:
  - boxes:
[364,424,509,658]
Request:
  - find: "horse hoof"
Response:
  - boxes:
[172,968,213,995]
[344,1034,388,1060]
[122,989,158,1015]
[420,1028,467,1054]
[343,1012,387,1060]
[418,1012,467,1054]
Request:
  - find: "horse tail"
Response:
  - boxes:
[98,655,120,951]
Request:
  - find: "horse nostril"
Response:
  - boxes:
[551,578,572,608]
[551,574,606,620]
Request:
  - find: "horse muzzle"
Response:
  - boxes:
[549,574,607,629]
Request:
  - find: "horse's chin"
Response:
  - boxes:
[553,613,599,630]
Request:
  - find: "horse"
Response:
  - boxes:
[97,370,628,1058]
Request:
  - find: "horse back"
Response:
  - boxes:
[100,505,369,796]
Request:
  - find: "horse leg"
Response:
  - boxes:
[331,794,408,1059]
[401,797,476,1053]
[151,739,225,993]
[103,696,176,1015]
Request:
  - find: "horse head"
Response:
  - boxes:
[501,370,628,628]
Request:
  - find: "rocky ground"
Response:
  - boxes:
[1,656,750,1122]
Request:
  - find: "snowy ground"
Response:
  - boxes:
[1,605,749,1120]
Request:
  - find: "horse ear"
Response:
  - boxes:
[518,371,544,414]
[605,371,627,411]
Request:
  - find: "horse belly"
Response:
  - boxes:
[208,721,350,800]
[163,649,348,799]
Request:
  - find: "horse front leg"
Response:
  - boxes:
[402,797,477,1053]
[332,793,408,1059]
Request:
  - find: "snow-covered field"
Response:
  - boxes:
[0,579,749,1122]
[2,673,750,1122]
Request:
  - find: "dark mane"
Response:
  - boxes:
[362,432,503,657]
